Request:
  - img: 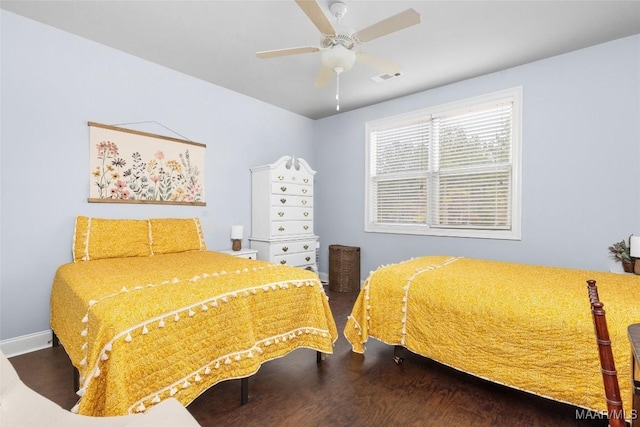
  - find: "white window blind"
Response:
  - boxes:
[373,119,430,224]
[365,87,522,240]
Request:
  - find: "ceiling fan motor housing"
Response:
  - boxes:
[321,29,355,49]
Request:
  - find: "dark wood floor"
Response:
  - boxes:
[9,288,610,426]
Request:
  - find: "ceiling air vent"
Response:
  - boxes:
[371,71,403,83]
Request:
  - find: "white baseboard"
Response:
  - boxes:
[318,271,328,283]
[0,330,53,357]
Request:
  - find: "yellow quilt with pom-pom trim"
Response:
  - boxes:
[51,251,337,416]
[344,256,640,416]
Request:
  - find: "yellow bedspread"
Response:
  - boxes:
[344,256,640,415]
[51,251,337,416]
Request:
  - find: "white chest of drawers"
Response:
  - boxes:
[249,156,318,271]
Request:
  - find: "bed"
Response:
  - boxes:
[343,255,640,418]
[51,216,337,417]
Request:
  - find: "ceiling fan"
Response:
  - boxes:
[256,0,421,110]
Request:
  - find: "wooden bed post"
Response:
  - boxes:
[587,280,626,427]
[628,324,640,427]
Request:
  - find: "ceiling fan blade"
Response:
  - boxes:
[356,51,401,76]
[295,0,336,36]
[256,46,320,59]
[314,65,334,88]
[354,9,421,43]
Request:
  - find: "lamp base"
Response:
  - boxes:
[232,239,242,251]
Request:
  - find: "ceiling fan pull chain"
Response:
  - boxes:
[336,71,340,111]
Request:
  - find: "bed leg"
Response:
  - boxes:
[316,351,327,364]
[240,377,249,405]
[73,367,79,392]
[52,331,79,392]
[393,346,404,365]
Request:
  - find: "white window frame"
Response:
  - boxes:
[364,87,522,240]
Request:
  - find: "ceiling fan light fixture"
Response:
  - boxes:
[257,1,422,114]
[320,44,356,73]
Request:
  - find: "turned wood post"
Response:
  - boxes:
[587,280,625,427]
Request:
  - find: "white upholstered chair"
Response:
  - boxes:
[1,350,201,426]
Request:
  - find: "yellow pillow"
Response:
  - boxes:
[149,218,206,255]
[73,216,152,262]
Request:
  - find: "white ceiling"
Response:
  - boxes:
[2,0,640,120]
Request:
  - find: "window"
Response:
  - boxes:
[365,87,522,240]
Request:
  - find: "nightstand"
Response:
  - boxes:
[219,248,258,260]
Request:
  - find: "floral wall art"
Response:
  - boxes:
[88,122,206,205]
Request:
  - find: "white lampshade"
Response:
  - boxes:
[230,225,243,240]
[321,45,356,73]
[630,235,640,257]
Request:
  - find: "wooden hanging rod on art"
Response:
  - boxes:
[88,121,206,148]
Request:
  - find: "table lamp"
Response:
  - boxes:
[231,225,243,251]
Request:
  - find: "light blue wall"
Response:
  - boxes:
[2,10,639,343]
[312,35,640,277]
[0,11,314,340]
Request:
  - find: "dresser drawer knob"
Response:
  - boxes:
[303,225,309,230]
[280,260,287,265]
[303,212,309,217]
[280,198,287,204]
[278,226,285,232]
[278,212,284,217]
[303,178,309,183]
[302,188,308,194]
[305,256,311,262]
[278,175,284,181]
[282,246,288,252]
[280,186,287,192]
[303,245,309,250]
[301,200,307,205]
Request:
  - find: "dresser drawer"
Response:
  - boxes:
[271,194,312,208]
[271,182,312,197]
[270,206,313,221]
[271,220,313,236]
[273,251,316,268]
[273,172,312,185]
[271,239,317,256]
